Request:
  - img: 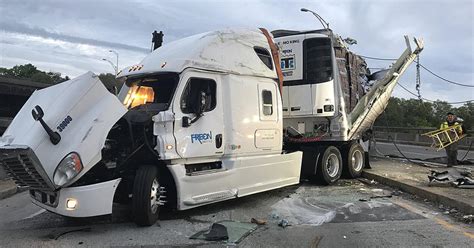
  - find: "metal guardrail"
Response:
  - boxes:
[373,126,472,149]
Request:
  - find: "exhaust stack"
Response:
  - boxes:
[151,30,164,51]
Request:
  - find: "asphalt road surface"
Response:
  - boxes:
[0,174,472,247]
[372,141,474,162]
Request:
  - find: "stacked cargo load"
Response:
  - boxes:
[334,38,370,114]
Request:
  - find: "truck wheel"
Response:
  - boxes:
[316,146,343,185]
[343,143,365,179]
[132,165,161,226]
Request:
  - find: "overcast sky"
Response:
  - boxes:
[0,0,472,104]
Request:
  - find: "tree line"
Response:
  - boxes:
[0,64,122,91]
[1,64,471,131]
[375,97,473,131]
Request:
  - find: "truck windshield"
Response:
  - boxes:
[119,73,179,110]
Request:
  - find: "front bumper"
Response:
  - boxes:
[32,178,121,217]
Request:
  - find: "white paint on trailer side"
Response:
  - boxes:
[311,81,336,117]
[287,85,312,116]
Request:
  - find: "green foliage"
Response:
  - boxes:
[375,97,473,131]
[98,73,123,94]
[0,64,69,84]
[1,64,121,93]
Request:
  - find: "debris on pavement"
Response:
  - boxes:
[190,220,257,244]
[370,194,393,199]
[357,178,377,185]
[462,215,474,224]
[428,168,474,188]
[278,219,290,228]
[454,177,474,188]
[250,218,267,225]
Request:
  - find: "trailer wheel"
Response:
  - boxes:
[316,146,342,185]
[343,143,365,179]
[132,165,161,226]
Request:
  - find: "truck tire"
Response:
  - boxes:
[316,146,342,185]
[132,165,161,226]
[343,143,365,179]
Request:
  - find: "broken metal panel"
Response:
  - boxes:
[428,168,474,188]
[0,72,127,184]
[347,37,424,140]
[190,221,258,244]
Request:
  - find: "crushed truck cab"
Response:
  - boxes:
[0,72,127,217]
[0,29,303,225]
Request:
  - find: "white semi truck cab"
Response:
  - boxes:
[0,28,422,226]
[0,29,303,226]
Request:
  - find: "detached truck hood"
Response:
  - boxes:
[0,72,127,189]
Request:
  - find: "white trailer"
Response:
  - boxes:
[0,28,422,226]
[273,29,423,184]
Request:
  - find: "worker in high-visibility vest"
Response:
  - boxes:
[440,112,463,167]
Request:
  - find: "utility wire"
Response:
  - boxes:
[360,54,474,87]
[397,82,473,104]
[417,63,474,87]
[359,55,397,61]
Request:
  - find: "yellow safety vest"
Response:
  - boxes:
[440,121,462,134]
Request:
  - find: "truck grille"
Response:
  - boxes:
[0,146,54,191]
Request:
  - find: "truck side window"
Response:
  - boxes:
[262,90,273,115]
[254,47,273,70]
[181,78,216,114]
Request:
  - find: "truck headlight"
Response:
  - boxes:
[53,152,83,187]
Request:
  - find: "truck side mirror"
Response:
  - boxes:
[31,105,61,145]
[182,116,190,127]
[32,105,44,121]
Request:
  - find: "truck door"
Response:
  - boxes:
[173,72,224,159]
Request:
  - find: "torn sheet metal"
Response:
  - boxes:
[190,220,258,244]
[347,37,424,140]
[428,168,474,188]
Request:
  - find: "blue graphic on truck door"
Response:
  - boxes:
[191,131,213,144]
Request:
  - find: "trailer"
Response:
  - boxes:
[0,28,422,226]
[273,29,423,184]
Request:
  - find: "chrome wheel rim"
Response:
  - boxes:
[150,178,159,214]
[326,154,339,177]
[352,150,364,172]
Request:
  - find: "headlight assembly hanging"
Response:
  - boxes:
[53,152,83,187]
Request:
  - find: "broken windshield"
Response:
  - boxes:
[118,73,179,109]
